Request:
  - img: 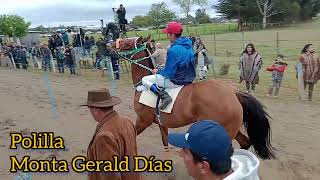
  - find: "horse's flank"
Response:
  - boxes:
[135,79,243,138]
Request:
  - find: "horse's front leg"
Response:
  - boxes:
[135,115,153,135]
[158,124,169,150]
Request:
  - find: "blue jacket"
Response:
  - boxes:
[157,37,196,85]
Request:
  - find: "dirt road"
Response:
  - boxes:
[0,68,319,180]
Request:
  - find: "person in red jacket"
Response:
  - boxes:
[266,55,288,97]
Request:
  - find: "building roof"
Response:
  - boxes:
[28,31,42,33]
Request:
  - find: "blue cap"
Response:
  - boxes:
[168,120,232,164]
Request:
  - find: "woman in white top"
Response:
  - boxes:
[195,43,209,80]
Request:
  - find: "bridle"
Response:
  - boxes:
[116,38,154,87]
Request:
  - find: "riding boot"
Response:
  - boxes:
[150,84,172,110]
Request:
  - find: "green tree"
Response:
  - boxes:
[214,0,317,29]
[172,0,208,18]
[195,8,211,24]
[148,2,176,28]
[214,0,261,30]
[299,0,320,20]
[0,15,30,37]
[131,15,152,27]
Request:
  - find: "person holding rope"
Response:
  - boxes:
[150,43,167,68]
[141,22,196,110]
[81,88,142,180]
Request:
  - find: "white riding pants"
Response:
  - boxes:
[142,74,180,89]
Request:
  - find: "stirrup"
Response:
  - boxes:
[159,92,172,110]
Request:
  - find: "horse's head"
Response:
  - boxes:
[116,35,151,51]
[116,35,155,87]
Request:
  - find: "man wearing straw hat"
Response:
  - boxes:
[81,88,142,180]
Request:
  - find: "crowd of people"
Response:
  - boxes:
[239,43,319,101]
[0,28,122,79]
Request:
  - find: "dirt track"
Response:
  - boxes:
[0,68,319,180]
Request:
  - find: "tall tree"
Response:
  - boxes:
[256,0,287,29]
[172,0,208,18]
[0,15,30,37]
[195,9,211,24]
[148,2,176,28]
[299,0,320,20]
[214,0,260,30]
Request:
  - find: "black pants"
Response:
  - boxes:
[119,24,126,32]
[111,58,120,80]
[304,82,315,100]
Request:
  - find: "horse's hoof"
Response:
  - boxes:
[164,146,169,152]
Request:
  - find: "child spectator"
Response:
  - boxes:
[266,54,288,97]
[56,47,65,73]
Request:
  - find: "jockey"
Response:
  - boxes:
[142,22,196,110]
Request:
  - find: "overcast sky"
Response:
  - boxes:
[0,0,218,27]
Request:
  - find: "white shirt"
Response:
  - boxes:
[224,149,260,180]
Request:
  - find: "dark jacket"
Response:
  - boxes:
[64,49,74,65]
[116,8,126,22]
[42,48,51,60]
[56,51,64,63]
[157,37,196,85]
[84,40,92,49]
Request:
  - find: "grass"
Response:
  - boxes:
[37,19,320,101]
[125,23,237,40]
[200,21,320,101]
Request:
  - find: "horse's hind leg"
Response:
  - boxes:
[158,125,169,151]
[235,131,251,150]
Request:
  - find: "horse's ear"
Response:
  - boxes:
[142,34,151,43]
[136,36,143,44]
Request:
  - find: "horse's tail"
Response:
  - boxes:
[235,91,276,160]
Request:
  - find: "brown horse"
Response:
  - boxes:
[116,36,275,160]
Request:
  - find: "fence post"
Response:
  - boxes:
[214,32,217,56]
[276,31,279,55]
[242,31,245,48]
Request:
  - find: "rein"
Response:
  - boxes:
[117,42,153,88]
[117,44,153,72]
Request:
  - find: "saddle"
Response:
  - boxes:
[138,85,184,114]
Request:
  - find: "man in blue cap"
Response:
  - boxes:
[168,120,260,180]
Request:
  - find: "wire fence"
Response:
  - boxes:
[1,28,320,101]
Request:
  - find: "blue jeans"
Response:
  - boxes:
[57,62,64,73]
[43,58,51,71]
[68,64,76,74]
